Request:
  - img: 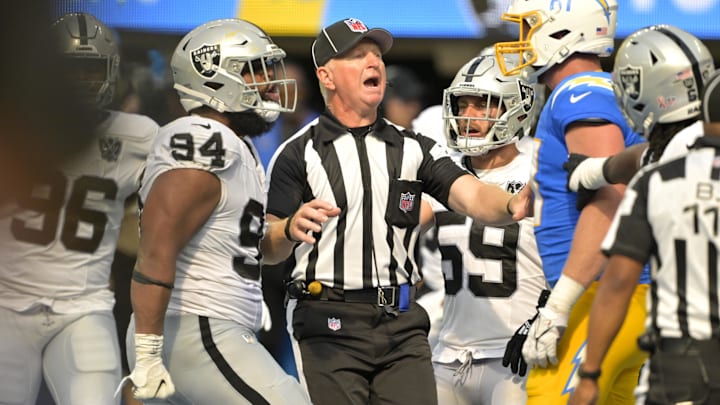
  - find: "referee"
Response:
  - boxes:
[260,18,530,405]
[570,70,720,405]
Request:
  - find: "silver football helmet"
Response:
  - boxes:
[171,19,296,121]
[613,25,715,137]
[496,0,617,81]
[51,13,119,107]
[443,55,538,156]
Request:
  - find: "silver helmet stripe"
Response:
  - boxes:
[653,25,704,94]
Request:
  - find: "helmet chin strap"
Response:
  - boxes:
[256,101,281,122]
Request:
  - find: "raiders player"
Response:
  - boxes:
[0,13,158,405]
[420,54,548,404]
[120,18,312,404]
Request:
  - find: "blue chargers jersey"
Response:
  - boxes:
[532,71,650,286]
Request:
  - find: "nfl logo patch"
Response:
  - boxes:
[399,192,415,213]
[98,136,122,162]
[344,18,368,33]
[191,44,221,78]
[328,317,342,331]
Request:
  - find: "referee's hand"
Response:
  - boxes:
[288,199,341,244]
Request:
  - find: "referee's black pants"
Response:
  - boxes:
[290,299,437,405]
[646,338,720,404]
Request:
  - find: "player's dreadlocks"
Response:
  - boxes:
[642,118,697,165]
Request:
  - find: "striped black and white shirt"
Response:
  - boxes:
[602,135,720,340]
[266,110,468,290]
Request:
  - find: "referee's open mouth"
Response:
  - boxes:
[364,77,380,88]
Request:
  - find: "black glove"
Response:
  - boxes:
[502,289,551,376]
[562,153,598,211]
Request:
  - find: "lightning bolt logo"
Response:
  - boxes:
[561,340,587,398]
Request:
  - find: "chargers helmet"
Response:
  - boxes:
[51,13,119,108]
[443,55,538,156]
[612,25,715,137]
[496,0,617,80]
[171,19,296,122]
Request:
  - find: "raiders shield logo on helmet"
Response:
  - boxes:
[518,81,535,113]
[619,66,641,101]
[191,44,220,78]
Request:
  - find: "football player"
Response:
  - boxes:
[0,13,159,405]
[566,25,715,201]
[420,54,548,404]
[496,0,650,403]
[562,25,715,404]
[121,18,312,404]
[570,33,719,404]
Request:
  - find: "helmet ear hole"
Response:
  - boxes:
[649,51,659,65]
[550,29,570,40]
[204,82,224,91]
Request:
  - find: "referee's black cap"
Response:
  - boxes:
[312,18,393,69]
[703,70,720,123]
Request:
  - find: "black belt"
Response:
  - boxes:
[288,282,416,308]
[657,337,720,354]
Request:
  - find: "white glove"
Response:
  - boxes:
[117,333,176,400]
[522,274,585,368]
[567,155,610,192]
[261,299,273,332]
[522,305,569,368]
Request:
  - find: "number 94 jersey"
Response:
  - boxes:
[431,138,547,362]
[139,116,266,329]
[0,111,158,313]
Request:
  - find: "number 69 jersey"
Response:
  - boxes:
[431,138,547,362]
[0,111,158,313]
[139,116,266,330]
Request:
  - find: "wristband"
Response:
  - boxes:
[578,365,602,381]
[579,157,611,189]
[132,270,174,290]
[284,213,299,243]
[547,274,585,314]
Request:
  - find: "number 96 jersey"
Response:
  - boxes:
[139,116,266,329]
[0,111,158,313]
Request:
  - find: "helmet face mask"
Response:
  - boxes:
[612,25,716,137]
[171,19,296,120]
[51,13,119,108]
[443,55,537,156]
[496,0,617,80]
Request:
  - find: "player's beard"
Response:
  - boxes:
[227,110,275,138]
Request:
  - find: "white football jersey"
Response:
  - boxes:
[139,115,266,330]
[432,137,547,362]
[659,120,704,163]
[0,111,158,313]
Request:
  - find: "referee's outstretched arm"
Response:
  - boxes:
[446,174,532,225]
